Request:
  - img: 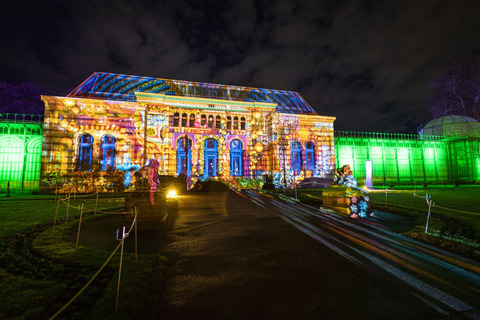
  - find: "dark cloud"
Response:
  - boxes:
[1,0,480,132]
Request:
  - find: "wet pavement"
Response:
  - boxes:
[77,188,480,320]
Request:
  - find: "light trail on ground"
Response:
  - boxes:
[240,191,480,318]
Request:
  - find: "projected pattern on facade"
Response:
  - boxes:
[40,72,336,192]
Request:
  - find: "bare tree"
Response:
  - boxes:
[428,55,480,120]
[0,81,51,115]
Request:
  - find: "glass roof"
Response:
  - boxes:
[68,72,318,115]
[424,115,479,128]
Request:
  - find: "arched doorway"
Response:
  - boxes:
[291,140,302,174]
[101,134,116,171]
[306,141,315,170]
[177,136,192,176]
[78,133,93,171]
[204,138,218,178]
[230,139,243,176]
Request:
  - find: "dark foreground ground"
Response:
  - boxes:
[78,188,480,320]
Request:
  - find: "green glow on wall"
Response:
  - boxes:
[335,131,479,185]
[0,118,43,191]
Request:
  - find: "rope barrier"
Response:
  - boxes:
[48,210,138,320]
[48,242,122,320]
[413,192,480,215]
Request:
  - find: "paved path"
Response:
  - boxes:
[79,189,480,319]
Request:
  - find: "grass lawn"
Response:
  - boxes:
[0,193,167,320]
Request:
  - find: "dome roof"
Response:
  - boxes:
[424,115,478,129]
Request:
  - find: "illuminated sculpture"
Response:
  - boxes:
[323,164,373,218]
[134,159,160,190]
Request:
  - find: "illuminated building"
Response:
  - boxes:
[40,72,336,192]
[1,74,479,193]
[335,115,480,186]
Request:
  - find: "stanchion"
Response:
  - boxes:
[66,193,70,225]
[413,191,417,213]
[425,194,434,234]
[115,226,129,314]
[133,207,138,262]
[52,196,61,235]
[75,203,84,251]
[94,191,99,215]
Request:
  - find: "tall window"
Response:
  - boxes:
[101,134,116,171]
[201,114,207,127]
[233,116,239,129]
[181,113,188,127]
[230,139,243,176]
[208,115,214,128]
[240,117,246,130]
[306,141,315,170]
[227,116,232,129]
[204,138,218,177]
[291,140,302,173]
[173,113,180,127]
[189,114,195,127]
[78,134,93,171]
[176,136,192,176]
[216,115,221,129]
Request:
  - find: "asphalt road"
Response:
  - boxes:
[153,189,480,320]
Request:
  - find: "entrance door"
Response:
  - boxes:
[176,136,192,176]
[204,138,218,178]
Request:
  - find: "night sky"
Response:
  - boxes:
[1,0,480,132]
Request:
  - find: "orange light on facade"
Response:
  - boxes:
[255,141,264,153]
[253,110,262,119]
[59,119,69,128]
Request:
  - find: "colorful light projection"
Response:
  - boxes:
[41,72,337,193]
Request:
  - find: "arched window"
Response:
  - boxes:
[101,134,116,171]
[240,117,246,130]
[216,115,221,129]
[181,113,188,127]
[204,138,218,177]
[176,136,192,176]
[189,114,195,127]
[173,113,180,127]
[208,115,214,128]
[306,141,315,170]
[201,114,207,127]
[291,140,302,173]
[78,133,93,171]
[233,116,239,130]
[230,139,243,176]
[226,116,232,129]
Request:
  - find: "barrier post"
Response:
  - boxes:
[94,191,99,215]
[413,191,417,213]
[66,194,70,225]
[425,194,433,234]
[53,196,61,235]
[75,204,84,251]
[115,226,128,314]
[133,208,138,262]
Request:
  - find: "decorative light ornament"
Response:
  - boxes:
[255,141,264,153]
[71,106,80,114]
[253,110,262,119]
[257,129,264,136]
[59,119,69,128]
